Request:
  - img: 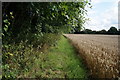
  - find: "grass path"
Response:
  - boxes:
[28,36,87,78]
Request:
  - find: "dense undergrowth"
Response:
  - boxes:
[2,33,60,78]
[2,35,87,79]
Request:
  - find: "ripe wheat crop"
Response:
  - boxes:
[64,34,119,78]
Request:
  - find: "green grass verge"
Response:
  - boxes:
[32,36,88,78]
[3,35,87,79]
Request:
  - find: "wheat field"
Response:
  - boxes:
[64,34,119,78]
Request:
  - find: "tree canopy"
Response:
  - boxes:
[107,27,118,34]
[2,2,91,44]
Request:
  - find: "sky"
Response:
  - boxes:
[84,0,119,31]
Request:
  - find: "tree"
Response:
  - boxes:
[2,2,91,44]
[84,29,93,34]
[99,29,107,34]
[107,27,118,35]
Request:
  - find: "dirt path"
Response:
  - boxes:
[64,34,119,78]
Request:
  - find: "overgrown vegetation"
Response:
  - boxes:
[2,36,88,78]
[2,34,61,78]
[2,1,91,79]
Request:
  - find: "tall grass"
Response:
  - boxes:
[43,36,87,78]
[2,35,87,79]
[29,36,87,78]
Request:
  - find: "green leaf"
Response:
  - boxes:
[4,27,8,32]
[2,33,4,36]
[10,12,13,15]
[8,22,10,26]
[3,19,8,23]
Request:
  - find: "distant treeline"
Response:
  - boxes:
[74,26,120,35]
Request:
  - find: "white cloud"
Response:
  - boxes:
[87,10,96,15]
[101,1,118,29]
[85,16,108,31]
[84,0,119,31]
[91,0,118,4]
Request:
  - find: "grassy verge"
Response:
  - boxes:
[3,35,88,79]
[31,36,88,78]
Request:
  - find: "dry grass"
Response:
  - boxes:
[64,34,119,78]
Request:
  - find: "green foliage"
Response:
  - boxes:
[2,35,87,78]
[2,1,90,78]
[2,34,60,78]
[2,2,90,44]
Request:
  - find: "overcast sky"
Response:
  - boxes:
[84,0,119,31]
